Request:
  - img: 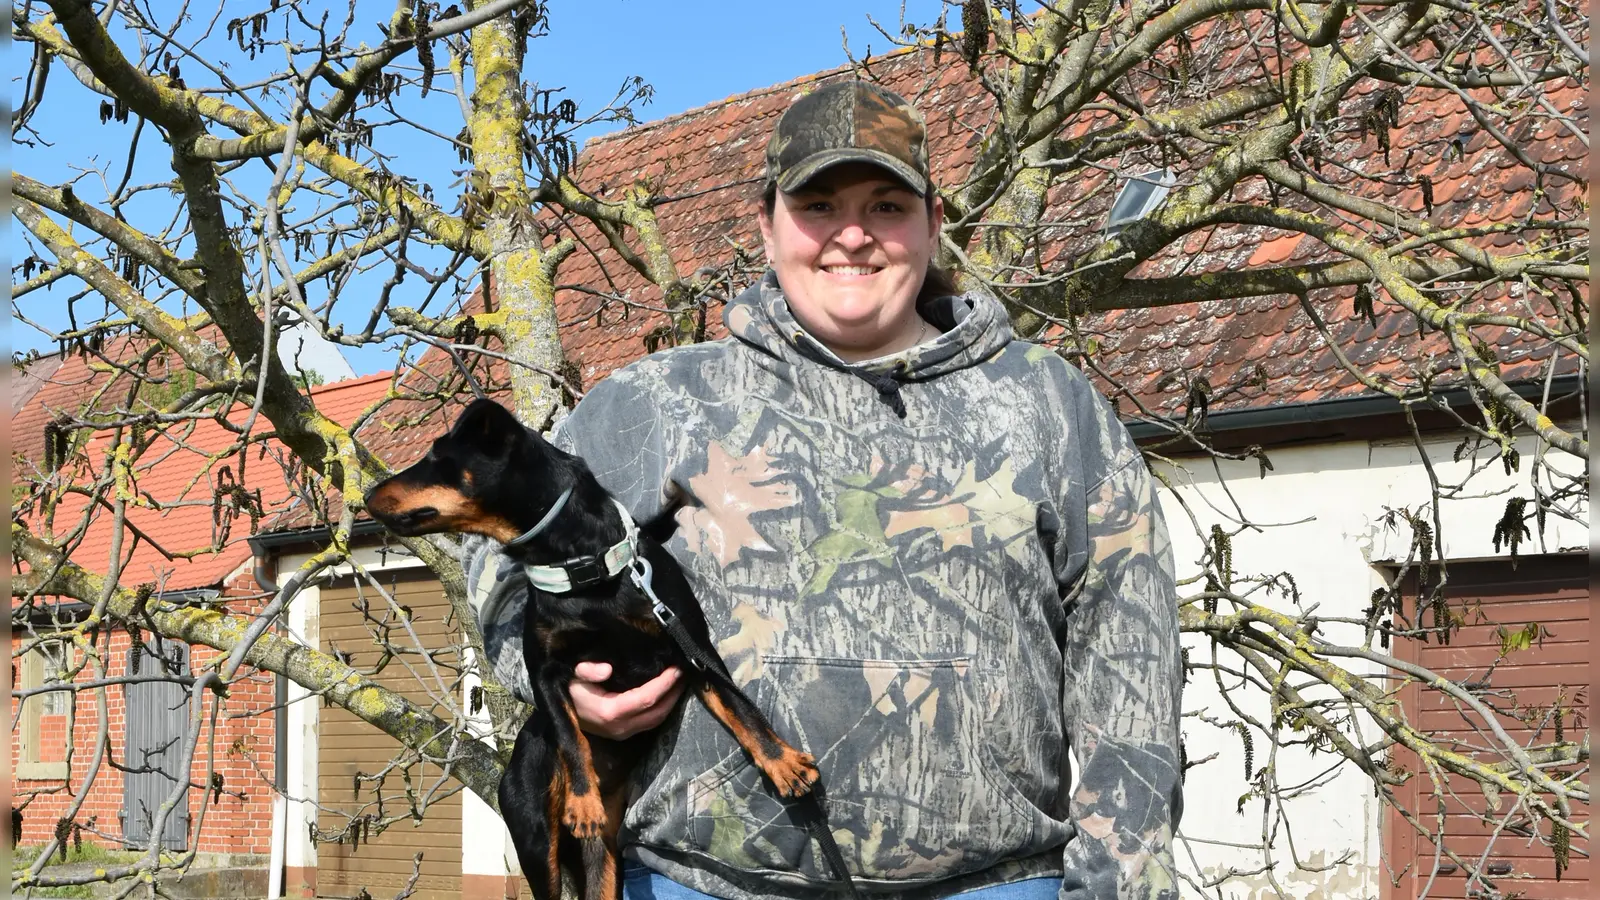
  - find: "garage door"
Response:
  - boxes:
[318,573,464,900]
[1385,555,1589,900]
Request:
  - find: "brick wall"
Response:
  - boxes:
[12,572,280,855]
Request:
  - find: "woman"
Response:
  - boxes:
[470,80,1183,899]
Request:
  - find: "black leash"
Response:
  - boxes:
[628,558,863,898]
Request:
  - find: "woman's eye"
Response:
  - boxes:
[875,201,905,214]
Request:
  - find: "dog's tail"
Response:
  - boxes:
[577,834,617,900]
[638,506,681,546]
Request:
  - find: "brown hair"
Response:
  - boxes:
[760,181,960,301]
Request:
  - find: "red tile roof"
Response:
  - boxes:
[14,369,395,592]
[247,19,1586,479]
[11,354,64,416]
[520,21,1583,421]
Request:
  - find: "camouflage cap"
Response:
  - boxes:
[764,80,931,197]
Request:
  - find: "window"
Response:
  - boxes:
[16,639,73,780]
[38,644,70,716]
[1104,169,1175,236]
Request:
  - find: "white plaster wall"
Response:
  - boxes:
[1154,433,1585,899]
[460,645,516,881]
[283,575,320,875]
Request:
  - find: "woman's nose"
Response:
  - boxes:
[833,220,871,251]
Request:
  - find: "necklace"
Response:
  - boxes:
[899,320,934,355]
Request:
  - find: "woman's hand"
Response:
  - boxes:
[570,662,685,740]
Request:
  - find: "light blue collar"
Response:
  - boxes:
[503,486,574,550]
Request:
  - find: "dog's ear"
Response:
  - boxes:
[449,399,524,458]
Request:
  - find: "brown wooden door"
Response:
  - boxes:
[318,573,464,900]
[1384,556,1589,900]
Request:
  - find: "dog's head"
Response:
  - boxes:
[365,398,556,543]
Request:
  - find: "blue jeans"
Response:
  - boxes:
[621,864,1060,899]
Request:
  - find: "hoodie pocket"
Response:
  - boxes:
[686,656,1048,883]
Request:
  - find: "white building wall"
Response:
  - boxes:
[1156,432,1584,899]
[283,572,320,881]
[460,644,517,884]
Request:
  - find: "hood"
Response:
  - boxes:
[724,269,1015,382]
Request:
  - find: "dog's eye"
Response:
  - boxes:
[431,454,463,481]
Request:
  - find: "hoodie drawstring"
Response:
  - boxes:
[856,368,907,418]
[792,336,910,419]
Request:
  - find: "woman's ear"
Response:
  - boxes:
[928,194,945,242]
[758,208,776,263]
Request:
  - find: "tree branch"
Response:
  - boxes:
[12,523,508,811]
[12,199,233,382]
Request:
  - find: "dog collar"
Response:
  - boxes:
[520,499,639,594]
[503,486,575,550]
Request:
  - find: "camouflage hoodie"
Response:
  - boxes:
[464,272,1183,899]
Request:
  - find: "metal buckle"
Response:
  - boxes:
[651,596,677,628]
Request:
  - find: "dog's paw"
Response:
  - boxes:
[561,789,606,840]
[760,747,820,798]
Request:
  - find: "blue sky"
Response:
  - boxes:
[11,1,945,377]
[537,0,946,143]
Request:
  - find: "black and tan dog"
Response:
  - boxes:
[364,398,825,900]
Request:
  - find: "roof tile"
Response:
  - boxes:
[14,369,393,590]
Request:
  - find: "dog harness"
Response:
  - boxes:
[510,492,642,594]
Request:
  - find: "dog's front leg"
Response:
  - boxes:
[499,711,565,900]
[535,672,618,900]
[695,678,820,799]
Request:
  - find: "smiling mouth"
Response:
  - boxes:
[822,265,883,276]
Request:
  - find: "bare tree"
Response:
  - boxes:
[11,1,1586,898]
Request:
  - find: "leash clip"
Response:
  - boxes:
[628,557,675,626]
[628,556,705,671]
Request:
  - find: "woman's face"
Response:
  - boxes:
[760,162,943,362]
